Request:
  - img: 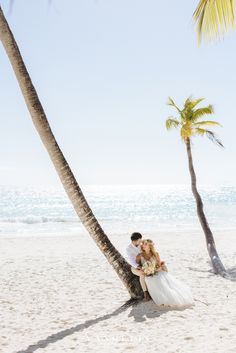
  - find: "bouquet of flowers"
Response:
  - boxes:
[142,259,168,275]
[142,260,157,276]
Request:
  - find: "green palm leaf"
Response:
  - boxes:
[195,127,208,135]
[194,120,222,127]
[166,117,180,130]
[184,96,205,109]
[193,0,236,43]
[192,105,214,120]
[167,97,182,113]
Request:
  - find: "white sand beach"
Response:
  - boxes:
[0,230,236,353]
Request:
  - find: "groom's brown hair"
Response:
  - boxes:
[131,232,142,241]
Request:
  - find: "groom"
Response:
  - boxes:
[126,232,151,301]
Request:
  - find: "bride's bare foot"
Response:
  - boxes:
[143,291,151,302]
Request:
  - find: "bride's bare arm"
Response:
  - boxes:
[156,252,161,266]
[155,252,167,271]
[155,252,163,271]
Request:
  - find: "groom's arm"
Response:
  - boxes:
[126,248,139,268]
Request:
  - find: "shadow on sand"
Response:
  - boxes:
[188,265,236,281]
[226,265,236,281]
[16,298,181,353]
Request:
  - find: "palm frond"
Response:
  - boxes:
[192,105,214,120]
[167,97,182,113]
[193,0,236,44]
[206,129,224,147]
[184,96,193,109]
[195,127,208,135]
[194,120,222,127]
[165,117,180,130]
[194,127,224,147]
[184,96,205,110]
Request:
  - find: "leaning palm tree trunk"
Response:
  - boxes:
[0,6,142,298]
[185,137,228,277]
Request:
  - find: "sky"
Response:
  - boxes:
[0,0,236,187]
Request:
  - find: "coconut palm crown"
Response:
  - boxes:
[193,0,236,43]
[166,96,223,146]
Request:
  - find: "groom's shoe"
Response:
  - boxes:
[143,291,151,302]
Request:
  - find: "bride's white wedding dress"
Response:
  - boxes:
[141,255,194,307]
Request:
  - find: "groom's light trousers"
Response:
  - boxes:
[131,266,147,292]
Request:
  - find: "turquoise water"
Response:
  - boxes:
[0,184,236,236]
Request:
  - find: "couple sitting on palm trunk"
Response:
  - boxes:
[126,232,194,307]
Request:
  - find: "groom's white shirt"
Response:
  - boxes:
[126,243,141,268]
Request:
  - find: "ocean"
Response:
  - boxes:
[0,184,236,236]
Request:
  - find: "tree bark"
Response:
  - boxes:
[0,6,142,298]
[185,137,228,277]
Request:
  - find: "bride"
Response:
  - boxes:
[136,239,194,307]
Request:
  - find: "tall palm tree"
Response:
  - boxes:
[166,96,228,278]
[0,5,142,298]
[193,0,236,43]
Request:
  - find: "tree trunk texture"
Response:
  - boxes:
[185,137,228,277]
[0,6,142,298]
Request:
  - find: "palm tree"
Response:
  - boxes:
[0,5,142,298]
[193,0,236,43]
[166,96,228,278]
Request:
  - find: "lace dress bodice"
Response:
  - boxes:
[140,255,157,266]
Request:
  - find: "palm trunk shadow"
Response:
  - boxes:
[16,298,140,353]
[187,266,213,273]
[188,266,236,281]
[226,266,236,281]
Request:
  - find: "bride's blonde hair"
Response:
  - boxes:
[142,239,160,264]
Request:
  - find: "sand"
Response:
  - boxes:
[0,229,236,353]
